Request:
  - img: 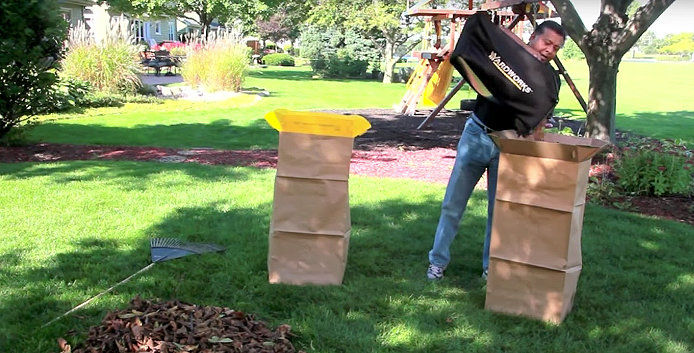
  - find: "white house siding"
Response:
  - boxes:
[86,3,178,45]
[146,18,178,43]
[117,17,178,44]
[58,0,94,28]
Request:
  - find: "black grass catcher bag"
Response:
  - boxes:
[451,12,560,135]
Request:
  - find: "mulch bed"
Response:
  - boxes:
[1,108,691,226]
[59,297,299,353]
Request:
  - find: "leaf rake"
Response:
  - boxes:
[44,238,225,327]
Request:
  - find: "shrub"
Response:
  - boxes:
[61,20,142,94]
[137,84,159,96]
[40,77,162,113]
[182,37,250,92]
[262,53,295,66]
[168,46,188,57]
[152,41,186,52]
[282,44,293,54]
[615,149,693,196]
[0,121,38,147]
[294,57,310,66]
[544,126,575,136]
[587,176,624,207]
[0,0,66,139]
[79,92,125,108]
[325,49,369,77]
[558,37,584,60]
[300,26,379,78]
[44,77,94,112]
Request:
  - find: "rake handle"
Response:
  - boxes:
[43,262,156,327]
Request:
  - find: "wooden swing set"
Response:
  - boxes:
[394,0,588,130]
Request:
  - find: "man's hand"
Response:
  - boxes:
[531,118,547,141]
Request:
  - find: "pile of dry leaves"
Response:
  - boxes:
[58,297,301,353]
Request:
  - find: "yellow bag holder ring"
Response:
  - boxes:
[264,109,371,138]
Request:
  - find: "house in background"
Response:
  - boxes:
[177,13,239,41]
[57,0,94,28]
[131,16,179,44]
[87,3,178,46]
[177,18,202,39]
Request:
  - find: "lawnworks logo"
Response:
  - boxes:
[488,51,533,93]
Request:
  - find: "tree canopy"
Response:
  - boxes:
[659,32,694,55]
[255,2,309,45]
[102,0,275,35]
[308,0,420,83]
[550,0,675,142]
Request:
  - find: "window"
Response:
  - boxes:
[168,22,175,41]
[154,21,161,35]
[132,19,145,43]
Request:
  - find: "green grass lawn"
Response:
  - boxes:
[1,161,692,352]
[555,60,694,146]
[26,62,694,149]
[2,63,693,352]
[25,67,412,150]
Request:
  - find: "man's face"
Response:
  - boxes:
[529,29,565,63]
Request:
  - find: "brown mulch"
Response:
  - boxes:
[1,108,691,226]
[613,195,694,225]
[59,297,299,353]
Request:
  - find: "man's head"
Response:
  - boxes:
[528,21,566,63]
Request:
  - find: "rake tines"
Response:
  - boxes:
[150,237,226,262]
[45,237,225,327]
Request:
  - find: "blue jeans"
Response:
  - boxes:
[428,115,500,271]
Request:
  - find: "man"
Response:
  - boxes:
[426,20,566,281]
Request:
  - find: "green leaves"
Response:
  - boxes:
[104,0,275,33]
[0,0,66,139]
[658,32,694,55]
[616,148,693,196]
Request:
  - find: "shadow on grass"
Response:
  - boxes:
[248,66,383,84]
[618,110,694,147]
[0,237,152,351]
[554,108,586,119]
[248,68,314,81]
[2,186,693,352]
[26,117,277,151]
[0,159,260,191]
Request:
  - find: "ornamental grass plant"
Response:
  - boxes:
[60,18,141,94]
[181,34,250,92]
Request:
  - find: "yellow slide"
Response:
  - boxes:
[421,59,454,107]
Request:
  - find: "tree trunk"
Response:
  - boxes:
[549,0,677,144]
[585,57,620,143]
[382,40,396,84]
[199,11,210,39]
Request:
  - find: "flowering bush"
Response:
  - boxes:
[585,135,694,205]
[614,137,693,196]
[615,149,692,196]
[150,41,185,52]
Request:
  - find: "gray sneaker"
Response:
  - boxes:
[481,269,488,281]
[427,264,446,280]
